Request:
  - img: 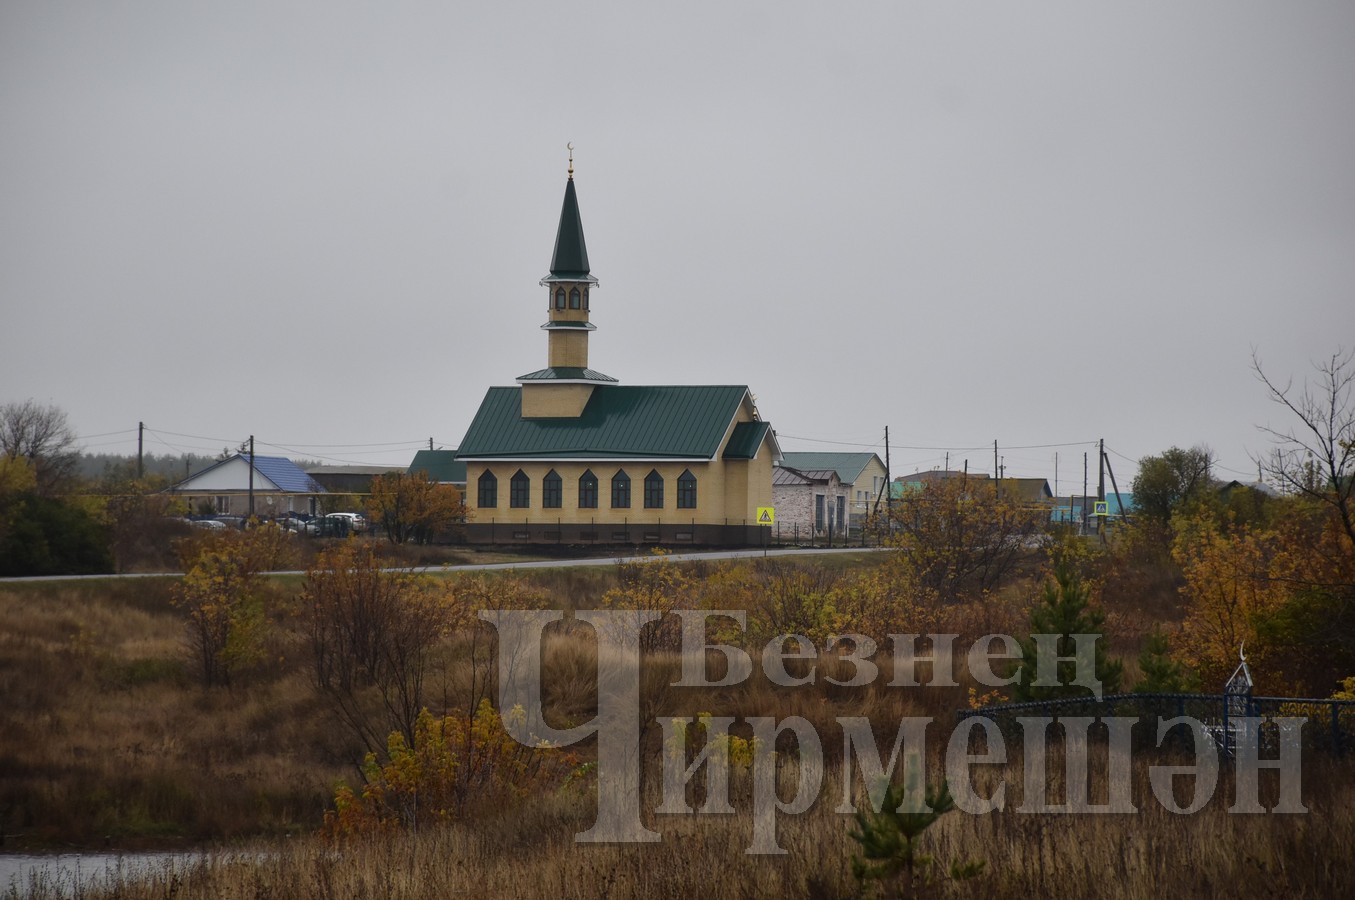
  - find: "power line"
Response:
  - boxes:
[254,438,431,449]
[74,428,138,440]
[256,442,411,467]
[778,434,1098,453]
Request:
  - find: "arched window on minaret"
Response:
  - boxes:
[554,288,566,310]
[569,287,581,309]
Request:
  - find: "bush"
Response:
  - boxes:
[324,702,581,837]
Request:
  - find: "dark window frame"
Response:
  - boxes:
[579,469,598,509]
[510,469,531,509]
[569,287,581,309]
[677,469,697,509]
[611,469,631,509]
[644,469,664,509]
[543,469,562,509]
[554,288,566,310]
[477,470,498,508]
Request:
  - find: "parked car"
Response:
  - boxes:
[280,513,313,534]
[311,515,351,537]
[325,512,367,533]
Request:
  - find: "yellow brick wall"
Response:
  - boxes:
[520,383,594,418]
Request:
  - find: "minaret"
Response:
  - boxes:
[518,146,617,418]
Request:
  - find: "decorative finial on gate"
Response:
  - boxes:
[1239,641,1247,662]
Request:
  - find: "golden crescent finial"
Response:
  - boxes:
[567,142,574,179]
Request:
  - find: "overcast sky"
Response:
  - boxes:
[2,1,1352,490]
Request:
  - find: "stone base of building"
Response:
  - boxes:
[462,521,769,547]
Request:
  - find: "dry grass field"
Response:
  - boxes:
[2,549,1352,898]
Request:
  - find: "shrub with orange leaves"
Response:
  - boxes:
[1173,504,1355,694]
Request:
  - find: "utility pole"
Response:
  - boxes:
[883,426,892,521]
[1082,452,1088,535]
[994,439,1000,498]
[137,421,144,480]
[1054,451,1058,498]
[1104,450,1129,525]
[1097,438,1106,539]
[1098,438,1106,502]
[429,437,434,451]
[248,435,255,521]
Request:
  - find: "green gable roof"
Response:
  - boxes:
[723,421,771,460]
[778,452,881,485]
[457,385,759,460]
[408,450,467,485]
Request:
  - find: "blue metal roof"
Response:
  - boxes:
[250,455,325,493]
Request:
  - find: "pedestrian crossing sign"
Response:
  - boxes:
[1094,501,1109,516]
[757,507,775,525]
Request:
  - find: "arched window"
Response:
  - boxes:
[677,469,697,509]
[543,469,562,509]
[583,288,589,310]
[554,288,566,310]
[569,287,581,309]
[579,469,598,509]
[477,470,498,508]
[611,469,630,509]
[510,469,530,508]
[644,469,664,509]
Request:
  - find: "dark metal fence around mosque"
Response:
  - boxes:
[958,691,1355,757]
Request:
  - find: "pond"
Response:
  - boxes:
[0,852,200,898]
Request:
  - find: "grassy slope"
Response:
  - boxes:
[2,553,1352,898]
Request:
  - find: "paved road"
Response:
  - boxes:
[0,546,885,583]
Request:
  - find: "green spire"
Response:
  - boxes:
[548,177,592,280]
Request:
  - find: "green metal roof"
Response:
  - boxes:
[543,177,594,282]
[457,385,762,460]
[778,452,881,485]
[516,367,619,383]
[722,421,771,460]
[540,320,597,330]
[408,450,467,484]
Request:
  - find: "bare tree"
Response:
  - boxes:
[0,400,80,495]
[302,541,454,749]
[1252,348,1355,549]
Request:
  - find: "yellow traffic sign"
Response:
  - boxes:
[756,507,775,525]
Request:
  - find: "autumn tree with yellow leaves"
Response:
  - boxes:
[171,524,294,687]
[366,470,468,545]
